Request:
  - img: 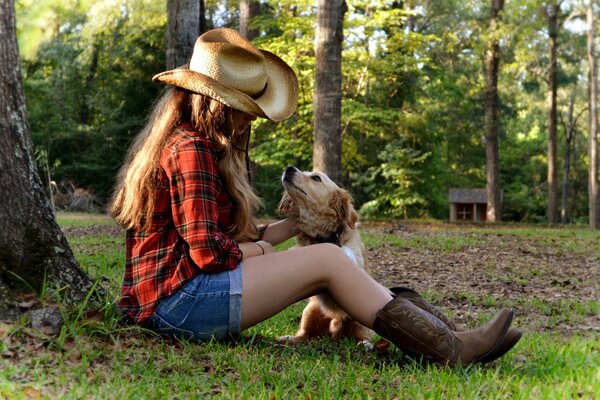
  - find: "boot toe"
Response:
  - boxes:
[477,327,522,363]
[455,308,514,365]
[473,308,514,363]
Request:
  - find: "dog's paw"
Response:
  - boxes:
[276,335,306,345]
[359,339,375,351]
[329,318,343,334]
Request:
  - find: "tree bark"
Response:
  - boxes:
[546,1,559,224]
[240,0,260,41]
[484,0,504,222]
[313,0,347,185]
[166,0,204,69]
[561,90,576,224]
[80,42,99,125]
[588,0,599,229]
[0,0,99,319]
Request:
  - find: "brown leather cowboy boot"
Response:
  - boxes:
[389,286,522,363]
[372,296,513,367]
[389,287,458,330]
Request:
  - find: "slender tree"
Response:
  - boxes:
[313,0,347,184]
[484,0,504,222]
[166,0,205,69]
[587,0,599,229]
[545,1,561,224]
[561,89,585,223]
[0,0,98,318]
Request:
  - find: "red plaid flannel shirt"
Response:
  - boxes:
[120,125,242,323]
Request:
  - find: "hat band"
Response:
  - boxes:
[250,82,268,100]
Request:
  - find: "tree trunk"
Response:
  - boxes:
[561,91,576,224]
[240,0,260,40]
[80,42,99,125]
[0,0,99,319]
[166,0,204,69]
[313,0,347,185]
[484,0,504,222]
[546,2,559,224]
[588,0,599,229]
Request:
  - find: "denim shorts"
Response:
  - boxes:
[145,264,243,341]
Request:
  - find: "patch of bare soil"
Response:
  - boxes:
[61,225,124,237]
[362,222,600,337]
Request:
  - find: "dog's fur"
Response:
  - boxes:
[278,166,375,345]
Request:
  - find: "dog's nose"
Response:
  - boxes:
[282,165,297,182]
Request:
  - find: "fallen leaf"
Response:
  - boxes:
[85,309,104,322]
[22,386,42,399]
[0,322,11,338]
[18,300,38,309]
[38,324,60,336]
[374,339,391,352]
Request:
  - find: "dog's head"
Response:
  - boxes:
[278,166,358,232]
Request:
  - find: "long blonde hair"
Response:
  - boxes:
[110,88,261,241]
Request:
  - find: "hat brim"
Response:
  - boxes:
[152,50,298,122]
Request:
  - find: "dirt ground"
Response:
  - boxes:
[361,221,600,337]
[63,221,600,337]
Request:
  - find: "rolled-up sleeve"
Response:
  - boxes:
[163,137,242,272]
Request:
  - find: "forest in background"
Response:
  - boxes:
[15,0,597,223]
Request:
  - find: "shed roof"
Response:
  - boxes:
[448,188,487,204]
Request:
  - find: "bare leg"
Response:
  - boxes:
[240,243,392,330]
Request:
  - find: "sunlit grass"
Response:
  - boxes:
[55,211,115,227]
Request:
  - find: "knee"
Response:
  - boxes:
[311,243,357,269]
[311,242,344,257]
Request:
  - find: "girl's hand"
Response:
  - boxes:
[260,218,299,245]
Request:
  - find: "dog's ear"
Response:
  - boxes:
[329,189,358,229]
[277,192,295,216]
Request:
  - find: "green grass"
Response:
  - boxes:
[1,214,599,399]
[2,321,598,399]
[55,212,115,227]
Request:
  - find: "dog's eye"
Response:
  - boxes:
[310,175,322,182]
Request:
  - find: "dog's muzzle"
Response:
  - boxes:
[282,166,307,196]
[282,165,297,182]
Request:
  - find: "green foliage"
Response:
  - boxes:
[17,0,593,221]
[357,138,430,218]
[21,0,166,203]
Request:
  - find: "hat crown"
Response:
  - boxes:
[189,29,267,98]
[153,27,298,121]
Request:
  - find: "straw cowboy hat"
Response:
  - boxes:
[153,28,298,122]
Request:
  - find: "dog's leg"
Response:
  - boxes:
[336,320,376,350]
[278,298,331,344]
[329,318,343,338]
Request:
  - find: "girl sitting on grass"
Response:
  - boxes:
[110,28,520,367]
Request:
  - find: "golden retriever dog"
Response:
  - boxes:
[277,165,375,346]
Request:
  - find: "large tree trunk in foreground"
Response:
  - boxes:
[484,0,504,222]
[313,0,347,185]
[587,0,599,229]
[166,0,205,69]
[0,0,99,319]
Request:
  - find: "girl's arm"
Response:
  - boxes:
[259,218,299,246]
[239,240,274,259]
[239,219,297,259]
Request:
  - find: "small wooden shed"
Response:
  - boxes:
[448,188,489,222]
